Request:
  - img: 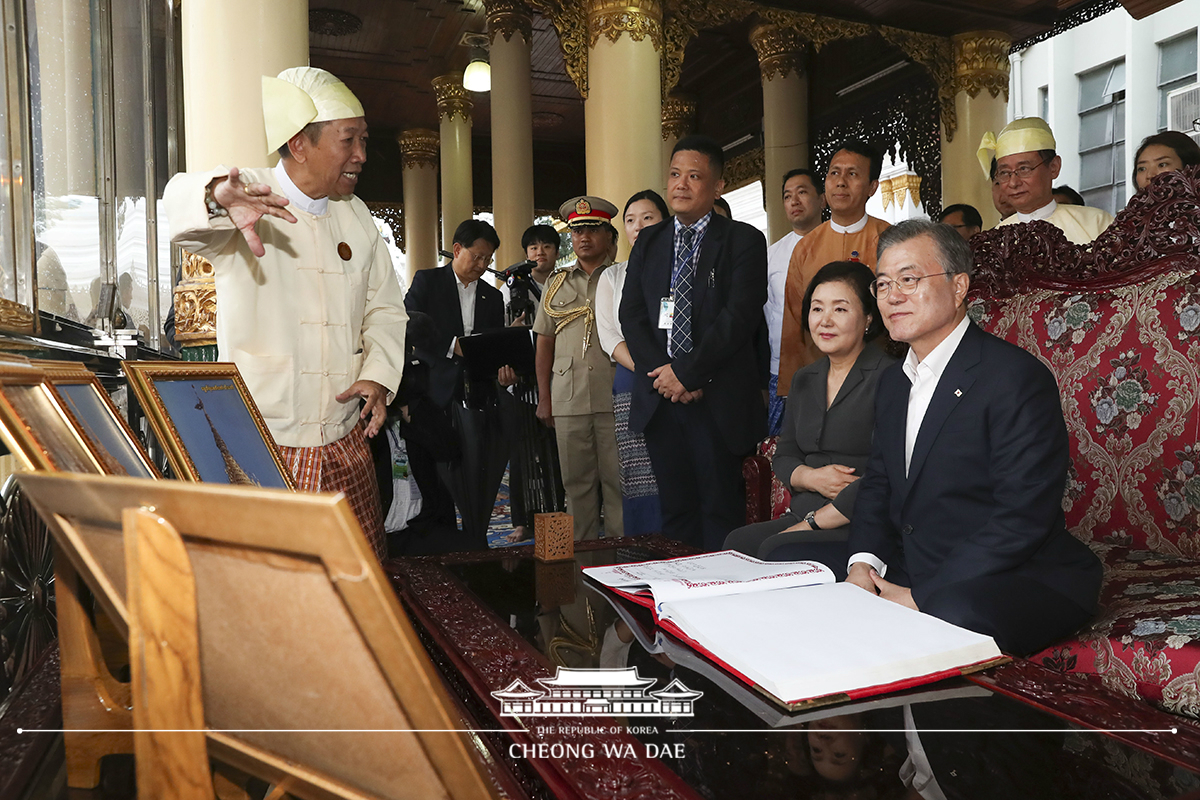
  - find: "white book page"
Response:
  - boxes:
[584,550,833,607]
[661,583,1000,703]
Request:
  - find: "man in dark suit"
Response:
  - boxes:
[847,219,1102,655]
[402,219,506,543]
[405,219,506,398]
[621,135,768,551]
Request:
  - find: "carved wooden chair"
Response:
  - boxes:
[18,472,501,800]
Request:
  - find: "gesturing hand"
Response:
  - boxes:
[336,379,388,438]
[210,166,297,257]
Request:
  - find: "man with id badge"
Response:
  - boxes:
[620,135,768,551]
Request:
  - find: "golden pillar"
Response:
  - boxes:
[399,129,442,280]
[940,31,1011,229]
[585,0,663,260]
[175,0,307,357]
[433,73,474,251]
[751,24,810,243]
[487,0,536,272]
[661,95,697,194]
[180,0,308,170]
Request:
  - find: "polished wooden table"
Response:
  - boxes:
[388,536,1200,800]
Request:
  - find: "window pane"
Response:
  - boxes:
[1114,142,1125,185]
[1079,65,1112,111]
[1039,86,1049,121]
[1115,99,1125,143]
[1103,61,1126,97]
[1081,187,1111,214]
[27,0,99,324]
[1080,149,1113,190]
[1159,34,1198,84]
[1160,74,1198,131]
[1079,107,1113,151]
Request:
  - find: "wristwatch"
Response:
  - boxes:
[803,510,821,530]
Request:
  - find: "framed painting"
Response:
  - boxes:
[122,361,295,490]
[0,358,103,474]
[33,360,159,479]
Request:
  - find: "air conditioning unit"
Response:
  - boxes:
[1167,82,1200,146]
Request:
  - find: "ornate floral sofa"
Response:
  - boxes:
[745,166,1200,718]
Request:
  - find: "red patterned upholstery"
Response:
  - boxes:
[970,165,1200,718]
[742,436,791,524]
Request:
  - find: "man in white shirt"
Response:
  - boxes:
[164,67,407,560]
[980,117,1113,245]
[765,168,825,434]
[844,219,1101,656]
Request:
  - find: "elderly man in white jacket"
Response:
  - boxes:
[163,67,407,560]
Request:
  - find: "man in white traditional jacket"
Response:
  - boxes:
[163,67,407,561]
[980,117,1113,245]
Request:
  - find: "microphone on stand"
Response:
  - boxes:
[487,260,537,281]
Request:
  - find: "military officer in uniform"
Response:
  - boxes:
[533,196,623,540]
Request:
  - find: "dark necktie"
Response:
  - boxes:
[670,227,698,356]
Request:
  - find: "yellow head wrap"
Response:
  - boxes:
[976,117,1057,178]
[262,67,365,155]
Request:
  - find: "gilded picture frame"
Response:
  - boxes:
[122,361,295,490]
[0,357,103,474]
[33,360,160,479]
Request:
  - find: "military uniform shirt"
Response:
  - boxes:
[533,262,615,416]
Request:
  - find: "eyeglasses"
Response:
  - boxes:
[871,271,953,299]
[994,159,1047,184]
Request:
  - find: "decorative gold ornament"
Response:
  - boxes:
[749,23,808,82]
[432,73,473,125]
[364,202,405,252]
[587,0,663,49]
[527,0,590,96]
[485,0,533,44]
[180,249,213,280]
[879,178,895,212]
[173,250,217,346]
[0,297,36,335]
[891,173,923,209]
[879,26,957,141]
[659,0,872,100]
[398,129,440,170]
[723,146,764,193]
[951,31,1011,100]
[661,94,697,140]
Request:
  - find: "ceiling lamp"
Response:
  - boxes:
[461,33,491,93]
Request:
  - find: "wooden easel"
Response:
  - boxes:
[19,472,499,800]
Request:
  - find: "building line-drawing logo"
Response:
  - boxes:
[491,667,703,718]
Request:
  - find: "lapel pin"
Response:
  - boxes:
[337,242,352,261]
[954,389,962,397]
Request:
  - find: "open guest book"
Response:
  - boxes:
[583,550,1009,711]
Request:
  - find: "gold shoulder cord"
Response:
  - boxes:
[541,269,594,357]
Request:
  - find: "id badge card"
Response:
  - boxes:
[658,297,675,329]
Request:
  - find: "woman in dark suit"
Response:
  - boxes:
[725,261,895,573]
